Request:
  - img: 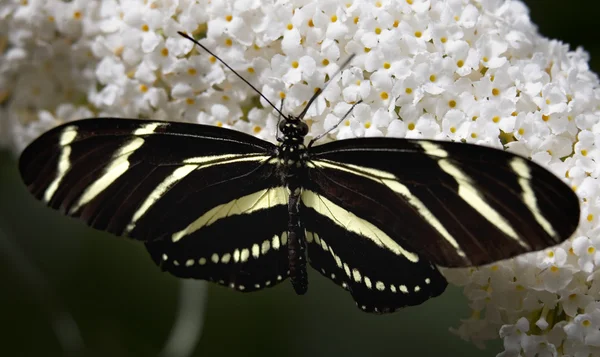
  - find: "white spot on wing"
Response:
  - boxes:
[305,230,314,243]
[352,268,362,283]
[240,248,250,262]
[251,244,260,258]
[313,232,321,246]
[364,276,372,289]
[343,263,351,277]
[375,281,385,291]
[320,238,329,251]
[261,240,270,254]
[272,234,281,250]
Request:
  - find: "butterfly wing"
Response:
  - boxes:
[19,118,290,290]
[301,137,579,312]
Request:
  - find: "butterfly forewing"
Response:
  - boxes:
[306,138,580,269]
[19,118,277,239]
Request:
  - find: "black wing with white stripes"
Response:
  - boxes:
[306,137,579,268]
[301,137,579,311]
[19,118,290,290]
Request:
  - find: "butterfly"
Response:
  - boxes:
[18,32,580,313]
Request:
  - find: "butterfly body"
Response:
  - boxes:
[275,117,311,295]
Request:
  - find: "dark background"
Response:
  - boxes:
[1,1,598,356]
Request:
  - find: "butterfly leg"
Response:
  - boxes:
[288,186,308,294]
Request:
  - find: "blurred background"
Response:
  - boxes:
[1,1,599,356]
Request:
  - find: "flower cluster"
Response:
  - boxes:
[2,0,600,355]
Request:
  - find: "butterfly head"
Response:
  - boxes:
[279,116,309,139]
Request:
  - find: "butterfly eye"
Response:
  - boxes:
[298,121,308,136]
[278,120,287,132]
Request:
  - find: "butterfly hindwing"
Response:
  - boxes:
[146,203,290,291]
[301,202,447,313]
[306,137,580,269]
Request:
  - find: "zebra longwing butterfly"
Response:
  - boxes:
[18,32,580,313]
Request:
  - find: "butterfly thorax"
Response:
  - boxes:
[276,116,310,294]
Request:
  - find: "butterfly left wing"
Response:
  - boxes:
[19,118,291,291]
[302,137,580,312]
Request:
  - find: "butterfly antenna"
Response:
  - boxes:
[297,54,355,120]
[178,31,286,119]
[308,100,362,148]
